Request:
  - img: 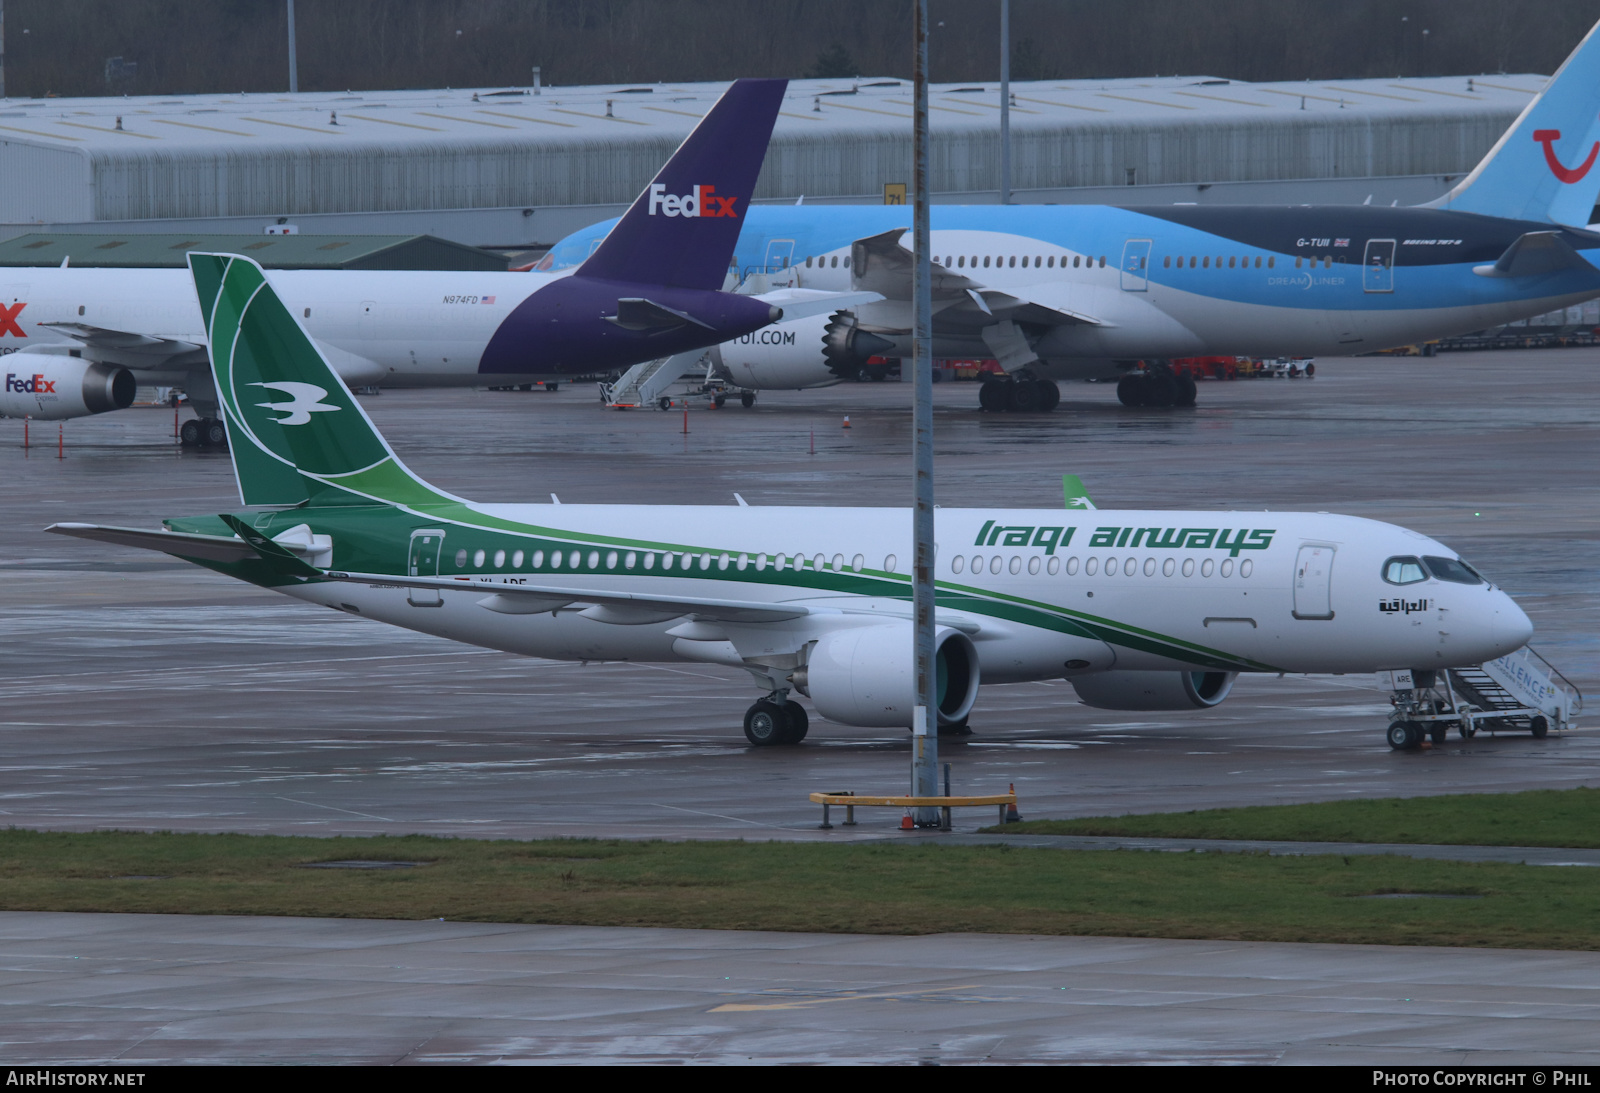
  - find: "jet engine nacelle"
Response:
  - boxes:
[792,623,980,728]
[0,352,136,420]
[1070,670,1238,711]
[713,311,838,390]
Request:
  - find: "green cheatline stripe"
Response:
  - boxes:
[293,452,1277,672]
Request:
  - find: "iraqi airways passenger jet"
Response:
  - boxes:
[48,253,1533,751]
[0,78,866,444]
[546,19,1600,412]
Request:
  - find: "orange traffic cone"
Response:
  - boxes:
[900,810,914,830]
[1005,782,1022,824]
[842,415,851,429]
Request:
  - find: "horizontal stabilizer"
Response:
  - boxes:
[605,297,716,333]
[46,522,256,564]
[1472,230,1593,278]
[325,570,811,624]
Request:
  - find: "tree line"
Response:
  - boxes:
[6,0,1594,99]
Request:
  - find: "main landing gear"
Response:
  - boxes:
[977,374,1061,413]
[179,417,229,449]
[1117,363,1196,408]
[743,695,809,746]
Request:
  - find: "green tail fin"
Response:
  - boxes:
[191,253,446,510]
[1062,474,1096,511]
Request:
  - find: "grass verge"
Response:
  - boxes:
[986,786,1600,847]
[2,828,1598,949]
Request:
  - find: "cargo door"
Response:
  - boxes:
[407,528,445,607]
[1120,239,1152,291]
[1292,544,1335,620]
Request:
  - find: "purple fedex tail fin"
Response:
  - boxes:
[577,78,786,291]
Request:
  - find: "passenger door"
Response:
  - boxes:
[1292,544,1336,620]
[1120,239,1152,291]
[1363,239,1396,293]
[407,529,445,607]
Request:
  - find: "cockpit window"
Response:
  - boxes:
[1382,556,1427,585]
[1422,555,1484,585]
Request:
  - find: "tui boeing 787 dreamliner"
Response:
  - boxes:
[549,20,1600,411]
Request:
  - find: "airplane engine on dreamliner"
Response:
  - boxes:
[822,310,895,381]
[1070,670,1238,711]
[0,351,135,420]
[790,624,980,728]
[713,311,837,389]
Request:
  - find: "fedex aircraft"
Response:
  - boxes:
[50,253,1533,752]
[546,20,1600,412]
[0,79,858,444]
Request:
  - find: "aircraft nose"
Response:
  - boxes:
[1491,593,1534,656]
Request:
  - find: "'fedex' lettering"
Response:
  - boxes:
[5,373,56,394]
[647,184,739,218]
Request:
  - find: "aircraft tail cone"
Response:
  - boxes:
[1005,783,1022,824]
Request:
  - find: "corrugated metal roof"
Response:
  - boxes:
[0,74,1543,222]
[0,232,508,270]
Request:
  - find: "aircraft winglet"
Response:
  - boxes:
[1063,474,1096,510]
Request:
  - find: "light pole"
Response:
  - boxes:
[287,0,299,93]
[999,0,1010,205]
[911,0,939,822]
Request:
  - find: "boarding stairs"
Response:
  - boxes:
[1447,646,1583,737]
[601,350,709,410]
[1385,645,1582,745]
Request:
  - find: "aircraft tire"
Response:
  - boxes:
[1116,374,1144,407]
[978,379,1010,413]
[779,702,809,744]
[179,419,203,447]
[204,419,228,448]
[743,700,786,747]
[1008,379,1044,413]
[1175,373,1198,407]
[1386,720,1423,751]
[1037,379,1060,411]
[1143,370,1178,407]
[1531,714,1550,739]
[741,391,756,408]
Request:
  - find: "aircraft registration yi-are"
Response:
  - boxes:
[50,254,1533,751]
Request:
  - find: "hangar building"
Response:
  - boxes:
[0,73,1541,247]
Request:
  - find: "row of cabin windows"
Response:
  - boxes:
[805,253,1108,270]
[801,251,1340,273]
[453,546,895,574]
[448,545,1252,581]
[953,553,1254,579]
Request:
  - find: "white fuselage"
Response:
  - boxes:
[0,267,566,386]
[277,503,1529,684]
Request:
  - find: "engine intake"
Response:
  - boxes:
[1070,670,1237,711]
[792,623,980,728]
